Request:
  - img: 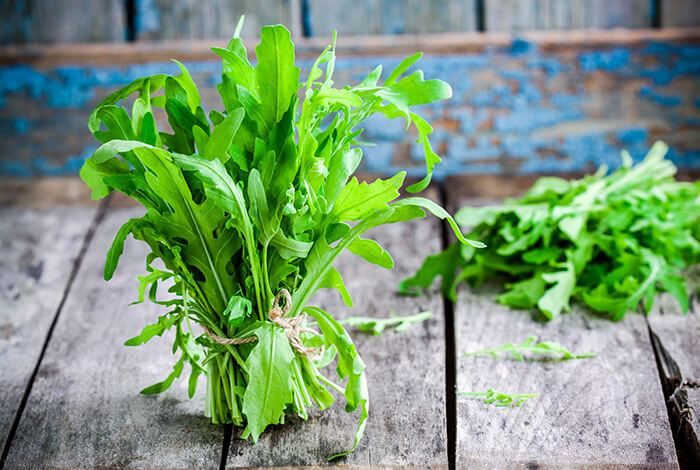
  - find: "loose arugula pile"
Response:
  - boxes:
[402,142,700,321]
[80,20,478,458]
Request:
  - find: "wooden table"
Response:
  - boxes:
[0,177,697,469]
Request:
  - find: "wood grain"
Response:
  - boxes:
[4,207,223,469]
[0,0,126,45]
[307,0,476,36]
[4,28,699,67]
[454,286,678,469]
[0,206,96,452]
[648,290,700,465]
[225,195,448,467]
[135,0,300,40]
[0,178,95,208]
[447,187,678,469]
[484,0,652,31]
[662,0,700,28]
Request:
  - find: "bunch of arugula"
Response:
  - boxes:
[80,21,478,457]
[402,142,700,321]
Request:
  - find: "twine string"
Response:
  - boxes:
[202,289,323,359]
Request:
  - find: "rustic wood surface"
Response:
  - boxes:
[454,286,678,469]
[135,0,301,40]
[484,0,652,31]
[1,177,698,468]
[0,205,96,453]
[307,0,476,36]
[0,0,126,45]
[4,206,224,469]
[4,28,700,66]
[661,0,700,28]
[648,290,700,464]
[446,179,680,469]
[4,0,696,46]
[226,199,448,468]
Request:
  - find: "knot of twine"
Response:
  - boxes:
[202,289,323,359]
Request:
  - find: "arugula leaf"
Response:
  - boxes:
[458,389,539,407]
[255,25,300,127]
[464,336,596,361]
[332,173,405,221]
[242,323,296,441]
[306,307,368,460]
[408,143,700,321]
[347,237,394,269]
[537,258,576,320]
[342,311,432,335]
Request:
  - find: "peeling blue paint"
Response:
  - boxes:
[500,136,546,159]
[450,108,487,134]
[561,133,622,168]
[639,86,682,107]
[526,57,567,77]
[494,107,583,133]
[13,118,30,134]
[447,136,500,162]
[2,40,699,178]
[616,127,648,145]
[0,61,183,109]
[362,142,394,172]
[579,48,629,72]
[511,38,536,56]
[361,114,408,140]
[550,93,587,108]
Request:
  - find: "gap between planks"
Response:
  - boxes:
[647,288,700,469]
[0,196,110,469]
[438,181,458,470]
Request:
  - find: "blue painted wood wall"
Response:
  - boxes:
[1,37,698,178]
[0,1,699,177]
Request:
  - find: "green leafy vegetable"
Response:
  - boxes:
[464,336,596,361]
[81,20,470,458]
[403,142,700,321]
[340,311,432,335]
[457,389,539,407]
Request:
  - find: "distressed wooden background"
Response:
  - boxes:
[0,0,699,177]
[3,0,700,43]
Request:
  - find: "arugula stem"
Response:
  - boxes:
[317,374,345,394]
[261,243,273,314]
[293,359,312,407]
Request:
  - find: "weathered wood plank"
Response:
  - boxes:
[0,204,96,453]
[446,183,678,469]
[648,289,700,464]
[225,193,448,467]
[0,0,126,45]
[4,207,223,469]
[307,0,476,36]
[455,288,678,469]
[3,29,700,180]
[0,177,95,208]
[485,0,652,31]
[134,0,301,40]
[3,28,700,66]
[662,0,700,28]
